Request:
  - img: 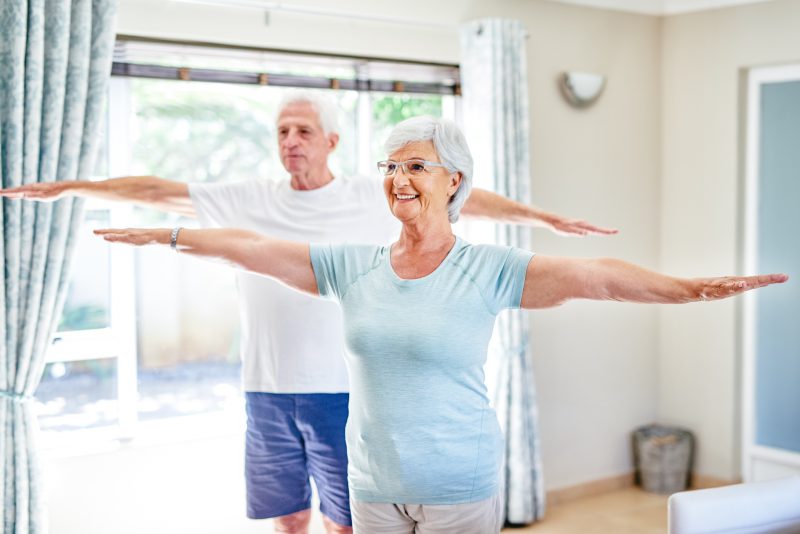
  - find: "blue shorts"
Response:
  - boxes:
[245,392,351,526]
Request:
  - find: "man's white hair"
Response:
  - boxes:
[276,90,340,135]
[383,116,473,223]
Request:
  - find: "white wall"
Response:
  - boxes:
[515,3,662,489]
[659,0,800,481]
[48,0,666,530]
[115,0,463,63]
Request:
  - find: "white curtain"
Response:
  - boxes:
[460,18,545,526]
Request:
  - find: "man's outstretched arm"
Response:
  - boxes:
[462,188,617,237]
[0,176,195,217]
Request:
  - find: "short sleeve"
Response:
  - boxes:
[309,243,344,301]
[189,181,265,229]
[484,246,535,313]
[309,243,383,302]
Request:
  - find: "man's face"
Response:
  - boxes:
[276,102,338,176]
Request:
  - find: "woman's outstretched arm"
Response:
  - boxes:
[95,227,318,295]
[520,255,788,309]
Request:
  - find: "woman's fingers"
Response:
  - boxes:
[748,273,790,287]
[94,228,135,244]
[93,229,125,237]
[700,273,788,301]
[93,228,169,246]
[729,273,788,292]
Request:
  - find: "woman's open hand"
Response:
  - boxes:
[694,273,789,302]
[94,228,171,247]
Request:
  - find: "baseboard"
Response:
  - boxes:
[545,472,738,506]
[690,473,740,489]
[546,472,635,506]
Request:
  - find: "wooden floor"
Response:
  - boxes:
[507,487,669,534]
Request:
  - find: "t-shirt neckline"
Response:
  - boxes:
[385,236,463,286]
[282,175,344,198]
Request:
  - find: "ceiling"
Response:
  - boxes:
[545,0,775,15]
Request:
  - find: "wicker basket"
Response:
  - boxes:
[633,424,694,494]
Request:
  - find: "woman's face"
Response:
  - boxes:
[382,140,461,226]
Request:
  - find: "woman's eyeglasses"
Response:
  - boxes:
[377,159,450,177]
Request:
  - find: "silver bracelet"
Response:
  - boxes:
[170,227,182,251]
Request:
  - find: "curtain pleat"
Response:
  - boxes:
[1,0,117,530]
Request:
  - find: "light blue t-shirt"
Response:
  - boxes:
[310,236,535,505]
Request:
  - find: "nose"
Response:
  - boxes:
[280,130,300,150]
[393,170,411,189]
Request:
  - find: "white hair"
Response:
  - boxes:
[383,116,473,223]
[276,90,340,135]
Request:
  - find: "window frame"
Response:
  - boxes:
[39,46,459,451]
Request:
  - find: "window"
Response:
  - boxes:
[35,39,458,445]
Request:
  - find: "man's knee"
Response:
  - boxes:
[322,514,353,534]
[273,509,312,534]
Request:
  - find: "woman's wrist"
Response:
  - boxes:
[170,227,182,250]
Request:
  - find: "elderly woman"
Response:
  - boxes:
[97,116,786,534]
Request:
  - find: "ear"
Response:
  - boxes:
[448,172,463,197]
[327,133,340,152]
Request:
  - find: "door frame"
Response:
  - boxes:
[741,63,800,482]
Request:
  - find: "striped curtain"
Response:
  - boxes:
[460,18,545,526]
[0,0,117,531]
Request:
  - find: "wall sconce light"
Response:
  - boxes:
[559,71,605,108]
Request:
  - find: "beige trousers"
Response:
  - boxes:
[350,494,503,534]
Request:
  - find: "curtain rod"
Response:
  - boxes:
[111,62,460,96]
[170,0,459,30]
[117,34,460,69]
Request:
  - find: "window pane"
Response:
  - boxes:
[371,93,443,162]
[58,210,111,332]
[137,361,243,421]
[128,79,357,201]
[121,78,364,421]
[35,359,118,432]
[132,244,242,421]
[104,73,447,426]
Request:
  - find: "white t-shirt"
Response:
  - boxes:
[188,176,400,393]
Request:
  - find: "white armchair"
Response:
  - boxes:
[668,476,800,533]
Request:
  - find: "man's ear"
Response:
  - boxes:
[327,133,340,151]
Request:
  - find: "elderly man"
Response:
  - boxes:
[1,92,614,534]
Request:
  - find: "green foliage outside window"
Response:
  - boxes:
[58,304,109,331]
[371,93,443,162]
[373,93,443,126]
[132,81,277,186]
